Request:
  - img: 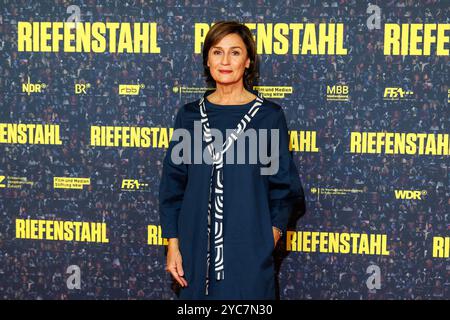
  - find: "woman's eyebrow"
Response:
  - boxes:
[212,46,242,49]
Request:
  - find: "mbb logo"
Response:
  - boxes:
[119,84,145,95]
[327,85,348,95]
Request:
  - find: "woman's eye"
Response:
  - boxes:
[212,50,240,55]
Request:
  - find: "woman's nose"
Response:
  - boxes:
[221,53,230,65]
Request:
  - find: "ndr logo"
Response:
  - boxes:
[22,77,46,95]
[119,84,145,95]
[394,190,427,200]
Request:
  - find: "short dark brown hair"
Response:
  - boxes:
[202,21,258,90]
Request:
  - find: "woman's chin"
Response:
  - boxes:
[214,79,240,86]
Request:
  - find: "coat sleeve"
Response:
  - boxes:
[159,106,188,239]
[268,107,304,234]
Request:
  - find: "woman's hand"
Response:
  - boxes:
[272,226,282,248]
[165,239,188,287]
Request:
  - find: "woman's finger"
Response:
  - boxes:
[175,264,188,287]
[168,266,186,287]
[175,252,188,287]
[176,256,185,277]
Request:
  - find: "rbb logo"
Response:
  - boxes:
[122,179,140,189]
[119,84,144,95]
[327,85,348,95]
[394,190,427,200]
[22,77,46,95]
[75,83,90,94]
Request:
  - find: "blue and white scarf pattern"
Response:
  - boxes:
[198,91,264,295]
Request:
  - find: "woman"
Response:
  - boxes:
[159,21,304,300]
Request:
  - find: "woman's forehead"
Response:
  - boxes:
[213,34,245,47]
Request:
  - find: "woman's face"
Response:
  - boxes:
[207,33,250,86]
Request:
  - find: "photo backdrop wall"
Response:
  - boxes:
[0,0,448,299]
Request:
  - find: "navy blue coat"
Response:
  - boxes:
[159,89,304,299]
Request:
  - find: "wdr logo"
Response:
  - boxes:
[394,190,427,200]
[22,76,46,95]
[119,84,145,95]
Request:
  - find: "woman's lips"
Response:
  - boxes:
[219,70,232,74]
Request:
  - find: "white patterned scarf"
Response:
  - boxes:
[198,91,264,295]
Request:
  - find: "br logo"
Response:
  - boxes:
[75,83,91,94]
